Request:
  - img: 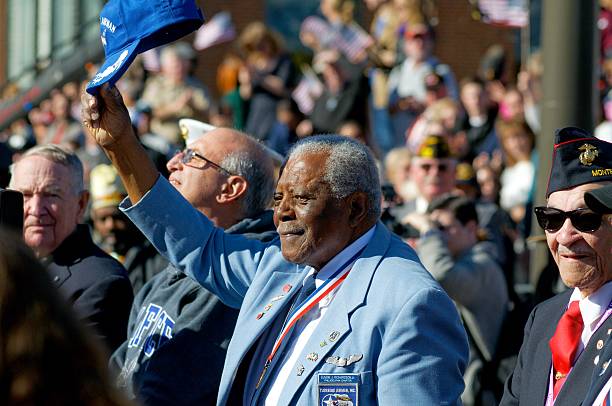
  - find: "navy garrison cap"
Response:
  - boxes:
[546,127,612,197]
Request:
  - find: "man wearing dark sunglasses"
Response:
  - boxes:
[501,127,612,406]
[581,183,612,406]
[391,134,457,222]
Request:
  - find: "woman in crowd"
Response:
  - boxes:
[497,119,536,225]
[238,22,297,141]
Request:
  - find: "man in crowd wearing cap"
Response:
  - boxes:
[90,164,168,293]
[388,24,458,147]
[391,134,457,223]
[83,84,468,405]
[8,144,133,353]
[406,193,509,405]
[110,118,278,405]
[582,183,612,405]
[501,127,612,405]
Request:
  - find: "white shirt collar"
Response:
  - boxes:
[570,280,612,328]
[303,225,376,289]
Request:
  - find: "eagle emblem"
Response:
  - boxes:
[180,124,189,141]
[578,144,598,166]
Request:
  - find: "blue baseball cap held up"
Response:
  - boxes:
[86,0,204,95]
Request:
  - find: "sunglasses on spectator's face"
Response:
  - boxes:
[534,206,604,233]
[179,148,234,175]
[419,163,448,173]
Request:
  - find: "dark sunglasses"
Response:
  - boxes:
[179,149,234,176]
[419,163,448,173]
[534,206,603,233]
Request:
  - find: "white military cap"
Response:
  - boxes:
[179,118,216,146]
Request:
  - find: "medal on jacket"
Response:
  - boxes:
[255,249,362,390]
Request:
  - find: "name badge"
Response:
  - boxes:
[318,373,359,406]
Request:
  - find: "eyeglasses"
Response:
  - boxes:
[179,149,234,176]
[534,206,604,233]
[419,163,449,173]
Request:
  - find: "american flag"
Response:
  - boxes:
[300,16,373,63]
[334,24,374,63]
[474,0,529,28]
[292,67,324,115]
[193,11,236,51]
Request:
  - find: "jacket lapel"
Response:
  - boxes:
[529,291,572,405]
[556,315,612,405]
[224,269,306,388]
[276,224,390,403]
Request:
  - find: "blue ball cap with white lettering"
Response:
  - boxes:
[86,0,204,95]
[546,126,612,198]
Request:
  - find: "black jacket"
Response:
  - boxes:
[46,224,133,353]
[501,289,612,405]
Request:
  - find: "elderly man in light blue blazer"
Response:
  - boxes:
[82,84,468,405]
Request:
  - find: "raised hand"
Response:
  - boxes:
[81,84,134,149]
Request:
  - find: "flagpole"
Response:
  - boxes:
[520,0,530,69]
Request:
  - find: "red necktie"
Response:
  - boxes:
[549,300,584,398]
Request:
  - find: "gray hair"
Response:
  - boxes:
[10,144,84,194]
[220,143,275,217]
[288,135,382,219]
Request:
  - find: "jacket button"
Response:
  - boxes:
[53,276,60,282]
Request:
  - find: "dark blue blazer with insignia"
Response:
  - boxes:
[46,224,134,353]
[122,177,469,405]
[501,289,612,406]
[583,334,612,405]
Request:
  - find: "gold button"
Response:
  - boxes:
[597,339,604,350]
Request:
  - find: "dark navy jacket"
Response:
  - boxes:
[46,224,133,353]
[110,210,277,405]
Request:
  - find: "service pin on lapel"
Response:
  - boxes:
[320,340,327,348]
[306,352,319,362]
[264,304,272,311]
[601,360,610,376]
[271,295,284,302]
[256,312,265,320]
[296,364,305,376]
[283,284,292,293]
[329,331,340,342]
[325,354,363,367]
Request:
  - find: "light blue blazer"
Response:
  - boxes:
[122,177,469,405]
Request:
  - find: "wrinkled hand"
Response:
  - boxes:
[81,84,133,149]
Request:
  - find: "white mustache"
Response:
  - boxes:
[558,245,591,256]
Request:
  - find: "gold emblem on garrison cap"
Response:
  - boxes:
[180,123,189,140]
[578,144,598,166]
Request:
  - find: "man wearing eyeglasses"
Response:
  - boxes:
[109,118,278,404]
[83,85,468,405]
[501,127,612,406]
[390,134,457,223]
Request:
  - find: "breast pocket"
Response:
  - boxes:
[313,370,375,406]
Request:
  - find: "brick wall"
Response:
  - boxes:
[193,0,520,99]
[434,0,519,84]
[192,0,266,99]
